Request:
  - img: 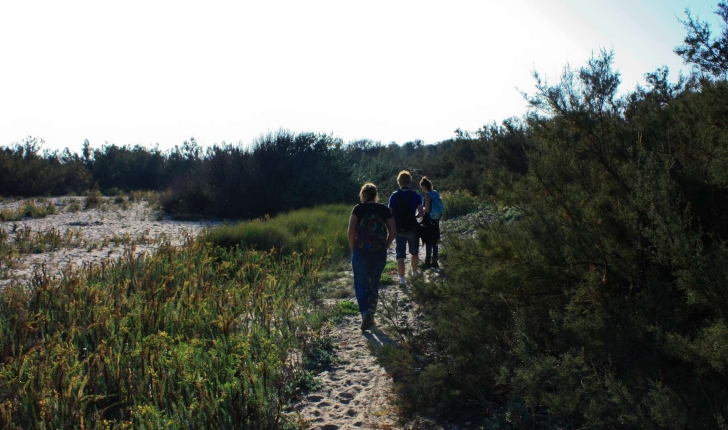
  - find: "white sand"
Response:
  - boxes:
[0,197,216,288]
[290,246,451,430]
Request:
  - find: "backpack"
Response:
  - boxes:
[429,190,445,220]
[355,205,388,252]
[393,190,416,232]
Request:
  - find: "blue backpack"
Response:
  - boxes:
[428,191,444,220]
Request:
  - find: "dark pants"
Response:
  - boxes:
[351,248,387,314]
[425,241,439,265]
[420,216,440,264]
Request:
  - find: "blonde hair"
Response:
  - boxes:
[359,183,378,202]
[397,170,412,187]
[420,176,433,192]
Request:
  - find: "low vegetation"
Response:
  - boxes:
[200,204,350,265]
[0,205,354,428]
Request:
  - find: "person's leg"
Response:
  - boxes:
[367,250,387,315]
[406,231,420,276]
[432,221,440,267]
[432,241,439,267]
[425,242,432,266]
[351,249,370,314]
[395,234,407,284]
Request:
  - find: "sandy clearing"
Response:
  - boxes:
[0,197,216,288]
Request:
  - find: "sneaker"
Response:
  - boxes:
[360,312,374,331]
[399,276,406,285]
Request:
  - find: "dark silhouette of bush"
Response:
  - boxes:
[84,141,168,193]
[160,130,359,219]
[0,138,93,196]
[381,9,728,425]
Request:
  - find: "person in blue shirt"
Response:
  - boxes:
[388,170,424,285]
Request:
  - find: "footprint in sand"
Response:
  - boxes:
[337,392,355,404]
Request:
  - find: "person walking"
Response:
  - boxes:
[388,170,424,285]
[348,183,396,331]
[419,176,443,268]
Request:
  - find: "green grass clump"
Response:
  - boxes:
[0,208,22,222]
[0,200,57,221]
[336,300,359,316]
[441,190,482,219]
[84,189,103,209]
[201,204,351,264]
[379,260,398,285]
[0,237,326,428]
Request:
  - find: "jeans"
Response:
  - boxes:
[351,248,387,314]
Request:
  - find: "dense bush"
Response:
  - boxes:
[0,138,93,196]
[85,141,168,192]
[380,8,728,427]
[159,131,358,219]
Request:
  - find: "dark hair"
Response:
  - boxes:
[359,183,378,202]
[419,176,433,192]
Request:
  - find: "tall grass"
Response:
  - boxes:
[0,220,336,428]
[201,204,351,264]
[440,190,481,219]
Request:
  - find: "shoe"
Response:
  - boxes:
[432,261,439,269]
[399,277,406,285]
[360,312,374,331]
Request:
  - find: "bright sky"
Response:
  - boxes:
[0,0,721,153]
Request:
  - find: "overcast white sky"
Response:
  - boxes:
[0,0,721,153]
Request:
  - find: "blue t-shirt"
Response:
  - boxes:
[388,188,423,213]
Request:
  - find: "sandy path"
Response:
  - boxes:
[291,244,446,430]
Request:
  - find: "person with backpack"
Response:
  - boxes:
[419,176,443,268]
[348,183,396,331]
[388,170,424,285]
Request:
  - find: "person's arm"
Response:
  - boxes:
[416,195,425,218]
[348,214,358,251]
[424,193,432,215]
[385,217,396,248]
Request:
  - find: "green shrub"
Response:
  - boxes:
[0,208,22,222]
[84,189,102,209]
[66,199,81,213]
[381,48,728,427]
[201,204,351,264]
[441,189,481,219]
